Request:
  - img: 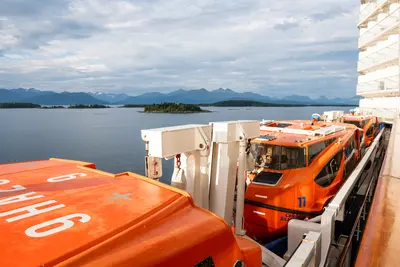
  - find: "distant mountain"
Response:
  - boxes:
[25,92,107,105]
[0,88,53,102]
[0,89,22,102]
[0,87,361,105]
[281,95,314,103]
[0,88,107,105]
[88,92,130,103]
[118,88,275,104]
[118,88,359,105]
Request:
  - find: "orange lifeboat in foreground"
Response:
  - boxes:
[244,120,363,243]
[0,158,261,267]
[343,114,379,147]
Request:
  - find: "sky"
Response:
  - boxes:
[0,0,361,97]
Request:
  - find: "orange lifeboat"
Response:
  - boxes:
[244,120,363,243]
[343,114,379,147]
[0,158,261,267]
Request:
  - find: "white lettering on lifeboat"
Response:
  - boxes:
[0,172,91,237]
[0,179,26,193]
[0,200,65,222]
[0,192,44,206]
[47,173,87,183]
[25,213,91,238]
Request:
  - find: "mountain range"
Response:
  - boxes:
[0,88,361,105]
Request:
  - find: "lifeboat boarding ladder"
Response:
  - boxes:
[141,117,394,267]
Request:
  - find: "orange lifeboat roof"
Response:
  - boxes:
[0,158,258,266]
[255,120,356,146]
[343,114,373,122]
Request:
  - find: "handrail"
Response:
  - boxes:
[325,128,384,212]
[285,232,321,267]
[319,128,385,266]
[338,130,388,266]
[285,128,385,267]
[337,163,377,266]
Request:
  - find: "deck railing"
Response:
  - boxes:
[285,128,388,267]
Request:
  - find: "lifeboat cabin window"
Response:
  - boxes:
[308,138,336,165]
[345,138,355,158]
[314,151,343,187]
[366,123,375,137]
[344,119,367,129]
[250,144,306,170]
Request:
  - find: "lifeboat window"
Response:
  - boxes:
[308,138,336,165]
[345,138,354,158]
[344,120,362,128]
[253,171,283,185]
[366,124,375,137]
[314,151,343,187]
[276,123,292,128]
[194,256,214,267]
[250,143,306,170]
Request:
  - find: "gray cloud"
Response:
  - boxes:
[0,0,360,97]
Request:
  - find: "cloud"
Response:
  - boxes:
[0,0,360,97]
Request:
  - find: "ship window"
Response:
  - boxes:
[308,138,336,165]
[250,143,306,170]
[314,151,343,187]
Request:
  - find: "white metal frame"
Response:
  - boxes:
[260,125,345,137]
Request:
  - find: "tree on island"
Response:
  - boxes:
[144,103,209,113]
[0,103,41,108]
[68,104,110,109]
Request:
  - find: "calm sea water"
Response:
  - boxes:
[0,106,353,182]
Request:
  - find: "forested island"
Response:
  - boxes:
[120,104,147,108]
[143,103,210,113]
[41,106,65,109]
[0,103,110,109]
[0,102,41,108]
[68,104,110,109]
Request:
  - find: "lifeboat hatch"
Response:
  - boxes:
[258,135,277,141]
[276,123,292,128]
[253,171,283,186]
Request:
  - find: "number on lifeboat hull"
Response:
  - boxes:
[0,173,91,237]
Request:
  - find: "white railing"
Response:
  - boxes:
[358,5,399,48]
[358,0,391,27]
[358,35,399,73]
[359,1,378,24]
[358,65,399,83]
[359,34,398,59]
[357,74,399,96]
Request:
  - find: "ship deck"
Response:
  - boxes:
[355,117,400,267]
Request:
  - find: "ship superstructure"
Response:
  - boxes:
[357,0,400,122]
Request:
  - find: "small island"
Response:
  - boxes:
[120,104,147,108]
[0,102,41,109]
[41,106,65,109]
[143,103,210,113]
[68,104,110,109]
